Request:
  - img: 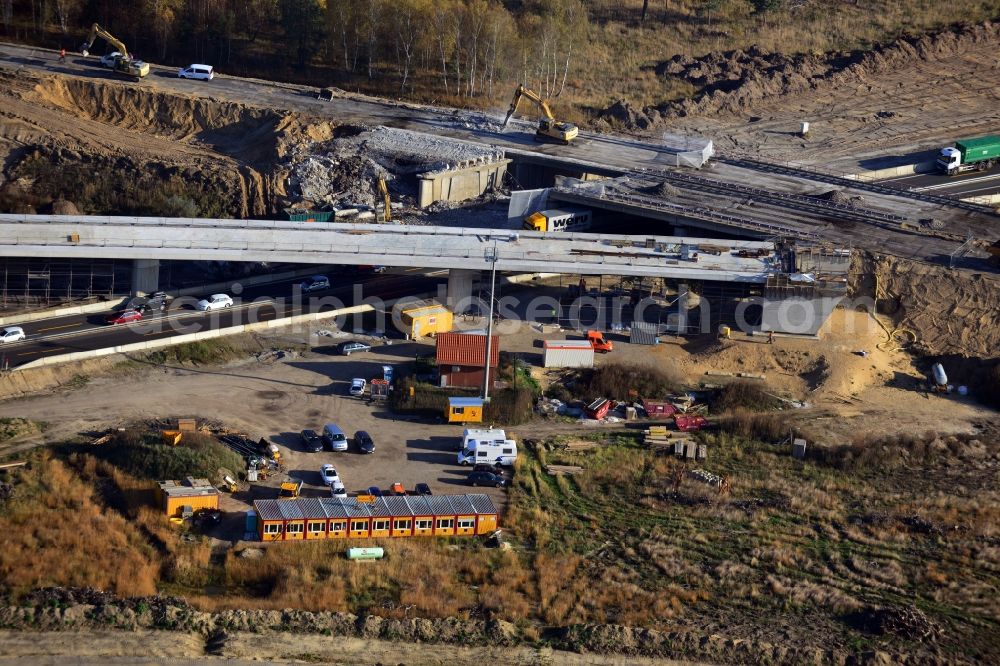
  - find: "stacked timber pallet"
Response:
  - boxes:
[643,425,706,460]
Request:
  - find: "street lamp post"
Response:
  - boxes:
[482,241,498,403]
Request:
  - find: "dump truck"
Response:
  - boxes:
[523,208,592,233]
[936,135,1000,175]
[278,479,303,499]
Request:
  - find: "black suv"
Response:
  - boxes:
[467,471,506,488]
[414,483,432,496]
[354,430,375,454]
[473,463,505,476]
[127,291,168,313]
[300,429,324,453]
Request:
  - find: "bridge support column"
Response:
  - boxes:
[675,282,689,335]
[132,259,160,296]
[447,269,477,312]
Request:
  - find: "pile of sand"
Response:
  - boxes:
[852,253,1000,359]
[597,20,1000,128]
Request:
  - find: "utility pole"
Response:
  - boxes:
[482,241,498,403]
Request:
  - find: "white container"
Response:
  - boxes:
[543,339,595,368]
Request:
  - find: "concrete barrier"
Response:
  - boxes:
[0,266,334,328]
[962,193,1000,206]
[845,160,937,182]
[0,298,127,327]
[11,302,392,372]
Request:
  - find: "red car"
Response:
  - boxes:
[106,309,143,325]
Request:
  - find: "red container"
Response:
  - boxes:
[674,415,708,432]
[586,398,612,420]
[643,401,677,419]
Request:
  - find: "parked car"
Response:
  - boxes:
[467,471,506,488]
[0,326,26,343]
[107,309,143,325]
[414,483,432,496]
[320,464,340,486]
[99,52,122,68]
[366,486,382,497]
[473,462,506,476]
[178,64,214,80]
[330,481,347,498]
[196,293,233,311]
[350,378,366,397]
[300,275,330,292]
[322,424,348,452]
[300,429,323,453]
[336,340,371,356]
[353,431,375,454]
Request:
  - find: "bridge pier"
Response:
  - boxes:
[675,282,689,334]
[447,269,478,312]
[418,159,512,209]
[131,259,159,295]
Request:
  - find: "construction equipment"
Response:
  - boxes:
[79,23,149,78]
[501,84,578,145]
[377,176,391,223]
[279,479,303,499]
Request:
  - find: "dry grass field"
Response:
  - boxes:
[1,416,996,661]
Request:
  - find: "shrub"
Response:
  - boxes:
[575,363,683,401]
[716,408,789,442]
[94,429,245,480]
[714,381,785,412]
[485,387,536,425]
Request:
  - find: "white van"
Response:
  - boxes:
[178,64,214,80]
[457,428,517,466]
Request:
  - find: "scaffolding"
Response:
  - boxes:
[0,258,130,310]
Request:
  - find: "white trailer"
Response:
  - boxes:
[543,339,595,368]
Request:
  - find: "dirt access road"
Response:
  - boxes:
[0,41,983,217]
[0,630,702,665]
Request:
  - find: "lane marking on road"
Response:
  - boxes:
[910,173,1000,192]
[17,347,65,356]
[35,323,79,332]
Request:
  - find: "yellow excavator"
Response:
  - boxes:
[377,176,392,223]
[501,84,578,145]
[80,23,149,79]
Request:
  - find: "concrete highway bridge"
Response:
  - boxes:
[0,214,849,336]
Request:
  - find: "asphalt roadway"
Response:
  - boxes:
[0,270,445,369]
[880,167,1000,200]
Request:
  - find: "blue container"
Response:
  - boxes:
[245,509,257,533]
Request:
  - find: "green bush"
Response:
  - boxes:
[95,429,245,480]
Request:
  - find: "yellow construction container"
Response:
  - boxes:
[161,430,183,446]
[399,300,453,339]
[158,477,220,517]
[255,494,499,542]
[446,397,484,424]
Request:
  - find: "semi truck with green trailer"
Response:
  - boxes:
[936,135,1000,176]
